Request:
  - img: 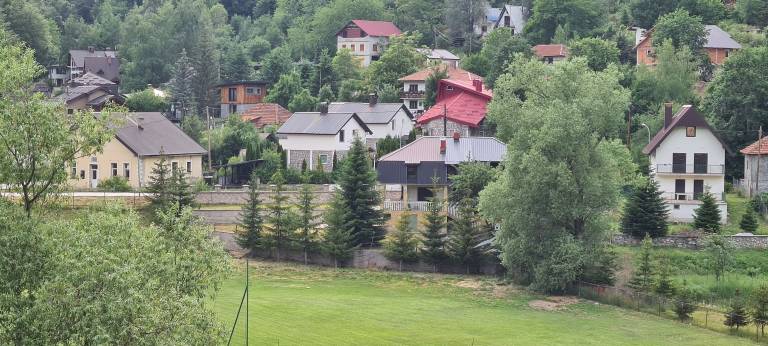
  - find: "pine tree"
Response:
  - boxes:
[309,48,335,95]
[337,137,387,247]
[420,184,447,272]
[383,211,419,271]
[654,255,676,297]
[447,200,483,274]
[751,284,768,337]
[693,190,721,233]
[318,84,335,103]
[725,290,750,331]
[621,177,669,238]
[673,284,699,322]
[295,180,319,265]
[740,208,758,233]
[263,171,295,261]
[190,15,219,116]
[628,233,655,292]
[170,167,195,211]
[237,173,263,252]
[322,192,356,268]
[168,49,197,118]
[146,154,172,210]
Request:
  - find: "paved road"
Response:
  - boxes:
[193,209,241,224]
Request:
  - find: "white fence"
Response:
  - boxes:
[382,200,458,217]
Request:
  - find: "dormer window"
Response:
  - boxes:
[686,126,696,137]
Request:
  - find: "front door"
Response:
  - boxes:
[693,179,704,200]
[90,164,98,189]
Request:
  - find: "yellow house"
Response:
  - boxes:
[69,112,207,190]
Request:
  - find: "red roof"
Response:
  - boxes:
[416,80,492,127]
[240,103,292,129]
[741,137,768,155]
[399,66,483,82]
[533,44,568,58]
[344,20,401,37]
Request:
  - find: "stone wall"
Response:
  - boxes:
[422,118,472,137]
[287,150,346,172]
[612,233,768,249]
[196,185,336,205]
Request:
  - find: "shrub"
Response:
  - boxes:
[724,290,750,331]
[740,208,758,233]
[97,176,132,192]
[125,89,168,112]
[693,190,721,233]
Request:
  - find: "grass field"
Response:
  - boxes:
[212,261,756,345]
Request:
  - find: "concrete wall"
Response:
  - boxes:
[612,234,768,249]
[196,185,336,205]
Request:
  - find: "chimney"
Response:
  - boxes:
[472,79,483,92]
[439,139,446,154]
[664,102,673,129]
[452,131,460,141]
[368,93,378,106]
[137,116,145,130]
[318,102,328,114]
[88,46,95,53]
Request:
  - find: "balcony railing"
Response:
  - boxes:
[382,200,458,217]
[655,164,724,175]
[662,192,726,202]
[399,91,425,99]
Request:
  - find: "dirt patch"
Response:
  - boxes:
[455,280,483,289]
[528,296,580,311]
[492,285,518,298]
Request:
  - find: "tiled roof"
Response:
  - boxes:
[52,85,104,103]
[240,103,292,128]
[277,112,372,135]
[416,80,492,127]
[112,112,206,156]
[399,66,483,82]
[741,137,768,155]
[416,48,460,61]
[347,20,401,37]
[378,136,506,164]
[83,56,120,83]
[328,102,412,124]
[642,105,730,155]
[704,25,742,49]
[69,49,117,68]
[533,44,568,58]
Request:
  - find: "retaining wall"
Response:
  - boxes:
[612,234,768,249]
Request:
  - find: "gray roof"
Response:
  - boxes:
[704,25,742,49]
[277,112,372,135]
[52,85,104,103]
[328,102,413,124]
[378,136,507,164]
[83,56,120,83]
[112,112,206,156]
[71,72,115,86]
[416,48,460,61]
[497,5,527,30]
[69,49,117,68]
[485,7,502,23]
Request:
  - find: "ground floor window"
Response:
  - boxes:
[186,161,192,173]
[172,161,178,172]
[111,162,118,177]
[70,165,77,179]
[124,163,130,179]
[318,154,329,164]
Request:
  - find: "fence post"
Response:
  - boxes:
[705,309,708,328]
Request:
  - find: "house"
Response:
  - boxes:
[336,20,402,67]
[398,66,483,114]
[635,25,741,66]
[217,80,269,117]
[377,134,506,205]
[48,64,67,87]
[416,79,493,137]
[533,44,568,63]
[68,47,119,83]
[68,112,206,189]
[70,72,119,94]
[494,5,527,35]
[277,105,372,172]
[740,138,768,198]
[642,104,729,223]
[475,7,502,37]
[240,103,292,130]
[416,48,460,68]
[328,96,414,146]
[53,85,124,113]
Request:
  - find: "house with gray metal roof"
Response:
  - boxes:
[277,107,372,172]
[377,135,506,203]
[328,96,413,144]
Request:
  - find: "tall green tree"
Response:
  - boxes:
[443,0,487,52]
[654,255,676,297]
[265,71,302,108]
[621,177,669,238]
[288,88,318,112]
[295,180,319,264]
[220,44,253,81]
[569,38,620,72]
[448,161,498,205]
[420,183,447,272]
[447,201,483,274]
[383,211,419,271]
[751,284,768,336]
[168,49,198,118]
[631,42,698,115]
[0,0,60,64]
[375,135,400,158]
[724,290,750,331]
[706,235,733,282]
[652,9,707,54]
[629,0,678,28]
[480,28,532,88]
[237,173,263,252]
[737,0,768,27]
[338,137,387,247]
[259,45,293,84]
[170,167,196,211]
[146,155,173,210]
[366,33,426,92]
[263,171,295,261]
[628,233,655,292]
[309,48,334,94]
[322,191,356,268]
[524,0,603,44]
[424,66,449,108]
[693,190,721,233]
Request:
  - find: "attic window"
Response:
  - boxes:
[686,127,696,137]
[446,85,454,91]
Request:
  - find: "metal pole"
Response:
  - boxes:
[207,107,213,172]
[246,258,249,346]
[756,126,762,198]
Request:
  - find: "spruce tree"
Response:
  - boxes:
[168,49,198,118]
[420,184,447,272]
[740,208,758,233]
[295,179,319,265]
[383,211,419,271]
[673,284,699,322]
[322,192,356,268]
[236,173,263,252]
[751,284,768,337]
[263,171,295,261]
[146,155,172,210]
[170,167,195,210]
[725,290,750,331]
[693,190,721,233]
[621,177,669,238]
[447,200,483,274]
[628,233,655,292]
[337,137,387,247]
[654,255,676,297]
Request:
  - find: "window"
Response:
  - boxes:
[339,130,345,142]
[186,161,192,173]
[359,44,364,51]
[407,165,417,180]
[111,162,118,177]
[67,108,74,114]
[123,163,130,179]
[391,120,395,130]
[726,49,731,57]
[511,28,515,35]
[446,85,453,91]
[228,87,237,101]
[229,104,237,114]
[80,170,85,179]
[675,179,686,200]
[342,44,347,49]
[672,153,686,173]
[246,87,255,95]
[546,57,554,64]
[481,25,487,33]
[373,44,378,52]
[70,165,77,179]
[693,179,704,200]
[504,16,510,26]
[319,154,329,164]
[352,129,358,137]
[409,100,418,109]
[172,161,178,172]
[694,153,708,174]
[350,45,355,51]
[673,204,680,210]
[255,87,262,95]
[409,84,418,92]
[686,126,696,137]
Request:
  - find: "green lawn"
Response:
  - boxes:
[212,261,756,345]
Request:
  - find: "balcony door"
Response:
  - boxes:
[675,179,686,200]
[693,180,704,200]
[672,153,686,173]
[694,153,708,174]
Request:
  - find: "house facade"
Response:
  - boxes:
[416,48,460,68]
[68,113,206,189]
[68,47,119,83]
[328,97,413,146]
[533,44,568,63]
[494,5,528,35]
[54,85,124,113]
[277,108,372,172]
[740,138,768,198]
[218,81,269,117]
[635,25,741,66]
[475,7,502,37]
[416,79,493,137]
[336,20,401,67]
[398,67,483,114]
[643,104,729,223]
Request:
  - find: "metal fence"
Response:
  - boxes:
[574,281,767,343]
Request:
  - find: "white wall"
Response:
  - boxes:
[280,118,368,152]
[667,201,728,224]
[401,82,426,92]
[337,36,387,67]
[367,108,414,139]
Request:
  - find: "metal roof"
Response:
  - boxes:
[416,48,460,61]
[277,112,372,135]
[378,136,507,164]
[83,56,120,83]
[328,102,413,124]
[71,72,115,86]
[69,49,117,68]
[111,112,206,156]
[704,25,742,49]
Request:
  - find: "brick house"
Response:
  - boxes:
[635,25,741,66]
[416,79,493,137]
[336,20,401,67]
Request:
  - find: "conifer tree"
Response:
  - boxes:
[654,255,676,297]
[263,171,295,261]
[337,137,387,247]
[693,190,721,233]
[447,200,483,274]
[751,284,768,337]
[295,178,319,264]
[383,211,419,271]
[237,173,263,252]
[420,183,447,272]
[621,177,669,238]
[146,154,172,210]
[725,290,750,331]
[301,159,307,173]
[628,233,655,292]
[740,208,758,233]
[322,192,356,268]
[673,284,699,322]
[170,167,195,211]
[168,49,197,118]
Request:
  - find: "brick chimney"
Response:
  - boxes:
[452,131,460,142]
[368,93,378,106]
[88,46,95,53]
[318,102,328,114]
[472,79,483,92]
[439,139,446,154]
[664,102,673,129]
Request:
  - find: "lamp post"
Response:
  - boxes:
[640,123,651,144]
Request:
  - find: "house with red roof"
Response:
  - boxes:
[416,79,493,137]
[740,137,768,198]
[398,66,483,113]
[240,103,292,130]
[336,20,402,67]
[533,44,568,64]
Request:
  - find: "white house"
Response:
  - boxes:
[416,48,460,68]
[336,20,402,67]
[277,105,372,172]
[474,7,502,37]
[328,96,414,147]
[643,104,729,223]
[494,5,528,35]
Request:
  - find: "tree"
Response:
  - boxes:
[0,0,59,64]
[461,53,490,77]
[447,201,483,274]
[337,137,387,247]
[181,114,204,144]
[693,190,721,233]
[570,38,620,71]
[317,84,335,103]
[737,0,768,27]
[706,235,733,282]
[654,255,676,297]
[383,211,419,271]
[168,49,198,118]
[309,48,334,94]
[288,88,318,112]
[621,177,669,238]
[673,285,700,322]
[631,42,698,115]
[628,234,655,292]
[741,208,758,233]
[420,183,447,272]
[725,290,750,331]
[366,33,425,91]
[125,89,169,112]
[322,192,356,268]
[443,0,488,52]
[652,10,707,54]
[263,171,295,261]
[220,44,253,82]
[751,284,768,337]
[258,45,292,84]
[524,0,603,44]
[170,167,196,210]
[424,66,449,109]
[146,155,173,210]
[311,0,387,51]
[265,71,302,108]
[480,28,532,88]
[630,0,678,28]
[237,173,263,252]
[376,135,400,158]
[332,48,362,84]
[448,161,498,205]
[295,180,319,265]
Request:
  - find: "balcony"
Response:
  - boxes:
[399,90,425,99]
[662,192,726,202]
[382,200,458,217]
[655,164,724,175]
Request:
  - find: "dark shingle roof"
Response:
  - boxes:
[52,85,104,103]
[704,25,742,49]
[277,112,372,135]
[328,102,413,124]
[112,113,206,156]
[69,49,117,68]
[378,136,507,164]
[83,56,120,83]
[642,105,731,155]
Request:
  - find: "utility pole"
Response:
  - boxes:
[206,107,212,171]
[756,126,763,198]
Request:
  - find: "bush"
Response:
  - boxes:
[97,176,132,192]
[125,89,169,112]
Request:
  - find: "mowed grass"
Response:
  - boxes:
[211,261,756,345]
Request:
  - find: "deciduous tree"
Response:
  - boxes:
[524,0,603,44]
[706,235,733,281]
[569,38,620,72]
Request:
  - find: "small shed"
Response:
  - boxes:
[741,137,768,197]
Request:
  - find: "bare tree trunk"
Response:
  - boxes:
[304,250,308,265]
[334,258,338,269]
[399,260,403,272]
